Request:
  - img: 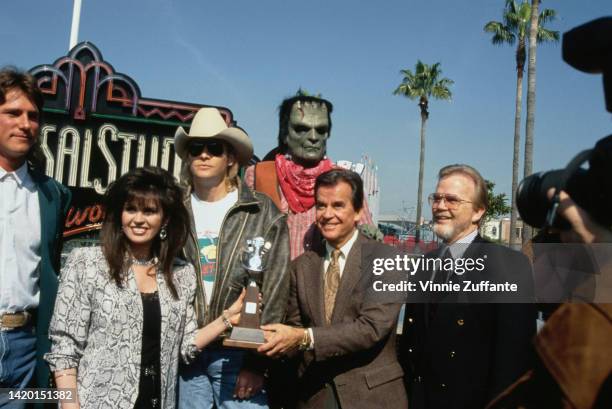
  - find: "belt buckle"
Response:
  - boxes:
[0,311,31,330]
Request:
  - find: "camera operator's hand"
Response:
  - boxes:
[549,189,612,243]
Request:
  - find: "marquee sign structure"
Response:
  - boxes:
[29,42,236,239]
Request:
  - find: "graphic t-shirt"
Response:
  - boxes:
[191,190,237,306]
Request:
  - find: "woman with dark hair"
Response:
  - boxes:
[45,167,244,409]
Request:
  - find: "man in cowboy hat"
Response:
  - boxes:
[175,107,290,409]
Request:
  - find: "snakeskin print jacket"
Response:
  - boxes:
[45,247,198,409]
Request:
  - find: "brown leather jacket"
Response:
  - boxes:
[486,303,612,409]
[182,180,290,329]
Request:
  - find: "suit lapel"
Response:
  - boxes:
[34,175,56,259]
[330,234,365,323]
[304,249,327,326]
[462,234,485,260]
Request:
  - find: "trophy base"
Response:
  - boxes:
[223,327,265,349]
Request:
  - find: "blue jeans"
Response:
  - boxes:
[178,349,267,409]
[0,325,36,409]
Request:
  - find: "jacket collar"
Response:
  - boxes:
[303,232,369,325]
[330,233,368,322]
[184,178,260,209]
[462,233,489,259]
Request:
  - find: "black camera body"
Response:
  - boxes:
[562,17,612,113]
[517,135,612,229]
[517,17,612,230]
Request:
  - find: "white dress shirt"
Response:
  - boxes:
[308,228,359,348]
[446,228,479,259]
[0,163,42,314]
[431,228,479,283]
[323,228,360,279]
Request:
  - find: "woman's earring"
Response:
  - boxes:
[159,225,168,240]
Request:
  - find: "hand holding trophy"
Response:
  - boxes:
[223,237,271,349]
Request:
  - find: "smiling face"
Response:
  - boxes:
[0,88,39,171]
[315,181,362,248]
[121,196,164,256]
[284,101,330,167]
[432,173,485,244]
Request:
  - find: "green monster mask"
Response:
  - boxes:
[284,100,330,166]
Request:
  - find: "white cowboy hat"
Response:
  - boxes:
[174,107,253,165]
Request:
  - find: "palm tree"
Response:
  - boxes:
[484,0,558,247]
[523,0,559,243]
[394,61,453,243]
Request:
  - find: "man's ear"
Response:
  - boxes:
[472,207,486,224]
[227,151,236,167]
[354,207,363,224]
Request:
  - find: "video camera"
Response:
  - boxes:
[517,17,612,230]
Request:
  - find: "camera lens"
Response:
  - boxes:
[516,170,565,228]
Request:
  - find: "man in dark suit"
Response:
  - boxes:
[0,67,71,405]
[258,168,407,409]
[401,164,536,409]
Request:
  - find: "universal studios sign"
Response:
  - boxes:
[29,42,236,238]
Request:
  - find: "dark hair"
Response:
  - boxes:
[315,168,364,212]
[0,66,43,111]
[0,66,45,171]
[277,95,333,152]
[101,167,190,299]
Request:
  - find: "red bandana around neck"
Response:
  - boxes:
[275,154,333,213]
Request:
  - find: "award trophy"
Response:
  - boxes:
[223,237,270,349]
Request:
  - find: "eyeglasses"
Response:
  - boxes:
[187,140,225,157]
[428,193,472,209]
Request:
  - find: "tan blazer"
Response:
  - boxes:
[286,233,408,409]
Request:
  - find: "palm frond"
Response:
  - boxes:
[393,60,453,103]
[538,8,557,26]
[393,83,420,100]
[484,21,515,45]
[431,79,453,100]
[536,27,559,42]
[536,8,559,43]
[503,0,522,30]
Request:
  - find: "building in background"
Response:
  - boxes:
[481,217,523,245]
[337,155,380,224]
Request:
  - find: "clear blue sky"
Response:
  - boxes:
[2,0,610,217]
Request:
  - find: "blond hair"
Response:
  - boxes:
[438,164,488,212]
[179,144,240,192]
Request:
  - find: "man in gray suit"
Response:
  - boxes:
[258,168,407,409]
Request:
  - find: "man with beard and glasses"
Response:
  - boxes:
[400,164,536,409]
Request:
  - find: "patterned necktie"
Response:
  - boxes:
[324,249,342,324]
